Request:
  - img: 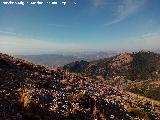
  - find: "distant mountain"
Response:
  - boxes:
[16,54,78,67]
[16,52,117,67]
[155,49,160,54]
[72,51,118,61]
[63,51,160,81]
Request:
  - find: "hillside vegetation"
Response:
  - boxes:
[63,51,160,81]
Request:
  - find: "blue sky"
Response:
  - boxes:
[0,0,160,54]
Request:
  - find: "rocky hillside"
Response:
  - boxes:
[126,79,160,101]
[0,53,160,120]
[63,51,160,81]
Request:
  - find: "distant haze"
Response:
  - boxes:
[16,52,117,67]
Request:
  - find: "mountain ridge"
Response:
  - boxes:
[15,52,117,68]
[63,51,160,81]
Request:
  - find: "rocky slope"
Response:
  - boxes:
[0,53,160,120]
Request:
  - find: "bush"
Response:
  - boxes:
[128,108,149,120]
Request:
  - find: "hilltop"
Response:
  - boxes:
[63,51,160,80]
[0,53,160,120]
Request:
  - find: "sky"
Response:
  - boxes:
[0,0,160,55]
